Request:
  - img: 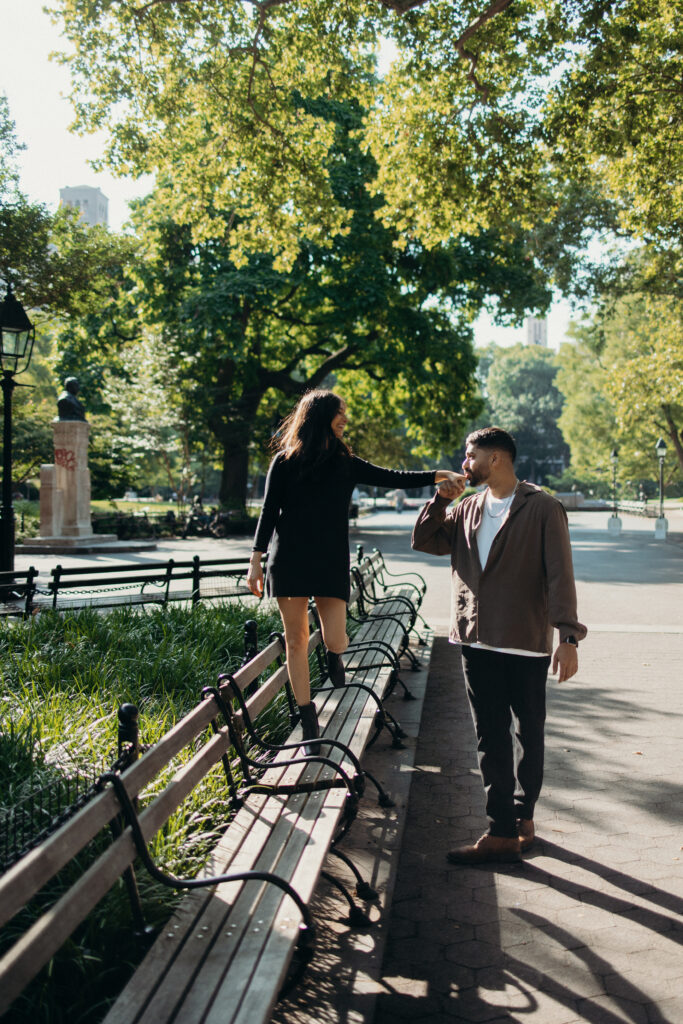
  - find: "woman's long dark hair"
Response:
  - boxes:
[273,390,350,471]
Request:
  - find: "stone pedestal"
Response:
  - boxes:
[21,418,157,554]
[50,420,92,536]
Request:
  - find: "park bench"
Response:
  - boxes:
[616,500,659,518]
[28,555,261,613]
[344,546,431,682]
[0,567,39,617]
[0,551,425,1023]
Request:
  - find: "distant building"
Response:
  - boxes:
[59,185,109,227]
[525,316,548,347]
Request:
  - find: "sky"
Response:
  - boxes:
[3,0,574,348]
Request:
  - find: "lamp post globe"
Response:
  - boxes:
[0,284,36,576]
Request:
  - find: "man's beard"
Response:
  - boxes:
[466,468,488,487]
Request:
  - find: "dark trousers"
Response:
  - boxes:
[461,646,550,838]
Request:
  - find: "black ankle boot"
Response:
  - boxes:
[326,650,345,688]
[298,702,319,755]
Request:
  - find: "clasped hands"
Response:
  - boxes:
[435,470,467,501]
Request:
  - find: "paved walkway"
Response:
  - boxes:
[274,509,683,1024]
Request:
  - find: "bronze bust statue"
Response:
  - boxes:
[57,377,87,421]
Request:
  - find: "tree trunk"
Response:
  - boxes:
[219,441,251,509]
[662,407,683,477]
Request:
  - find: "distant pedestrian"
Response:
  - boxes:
[394,488,406,513]
[412,426,587,863]
[247,389,460,750]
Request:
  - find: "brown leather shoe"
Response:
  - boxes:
[516,818,535,852]
[447,833,521,865]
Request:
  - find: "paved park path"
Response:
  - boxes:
[16,507,683,1023]
[275,508,683,1024]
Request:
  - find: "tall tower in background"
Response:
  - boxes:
[525,316,548,347]
[59,186,109,227]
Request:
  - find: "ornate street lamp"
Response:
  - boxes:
[0,284,35,575]
[654,437,667,537]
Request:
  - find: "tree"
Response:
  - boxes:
[544,1,683,277]
[0,93,24,198]
[100,331,208,500]
[556,292,683,487]
[123,90,572,507]
[554,326,618,494]
[127,97,482,504]
[607,304,683,478]
[476,344,569,484]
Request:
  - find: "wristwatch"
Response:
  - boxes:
[563,635,578,646]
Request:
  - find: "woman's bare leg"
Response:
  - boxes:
[276,597,312,706]
[314,597,349,655]
[315,597,349,687]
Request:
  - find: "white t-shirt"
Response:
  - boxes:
[467,487,547,658]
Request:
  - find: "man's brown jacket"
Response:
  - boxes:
[412,481,587,653]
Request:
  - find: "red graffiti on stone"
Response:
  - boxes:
[55,448,76,471]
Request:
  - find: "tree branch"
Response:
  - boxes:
[454,0,516,102]
[380,0,517,102]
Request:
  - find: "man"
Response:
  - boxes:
[412,427,586,864]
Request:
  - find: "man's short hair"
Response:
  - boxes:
[466,427,517,463]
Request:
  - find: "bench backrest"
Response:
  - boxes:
[0,647,270,1017]
[48,556,255,591]
[42,556,260,610]
[0,567,40,617]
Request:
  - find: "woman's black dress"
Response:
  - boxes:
[252,450,436,601]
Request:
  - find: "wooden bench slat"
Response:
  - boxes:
[201,692,379,1023]
[0,728,234,1014]
[104,751,321,1022]
[101,791,275,1024]
[107,675,383,1024]
[0,786,120,932]
[175,774,349,1024]
[0,691,224,932]
[229,636,284,690]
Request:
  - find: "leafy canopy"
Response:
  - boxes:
[48,0,680,284]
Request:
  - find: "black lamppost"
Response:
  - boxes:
[606,446,622,535]
[610,447,619,515]
[655,437,667,520]
[0,284,35,575]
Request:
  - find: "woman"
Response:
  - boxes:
[247,390,461,747]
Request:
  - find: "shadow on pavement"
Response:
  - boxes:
[373,638,681,1024]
